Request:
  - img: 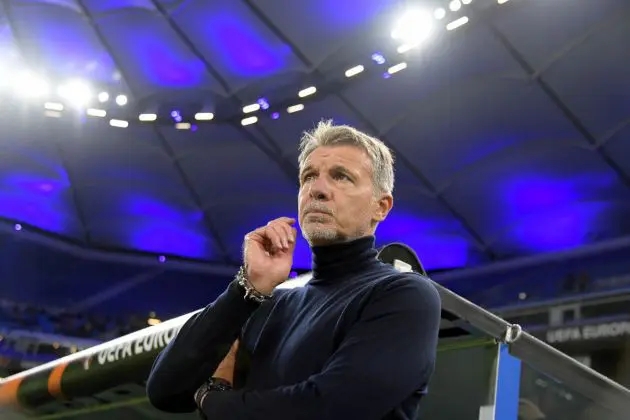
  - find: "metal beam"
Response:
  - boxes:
[485,16,630,192]
[76,0,238,262]
[150,126,232,262]
[74,0,135,96]
[239,0,494,257]
[1,0,93,245]
[0,219,241,276]
[147,0,299,184]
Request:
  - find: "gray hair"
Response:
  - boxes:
[297,120,395,195]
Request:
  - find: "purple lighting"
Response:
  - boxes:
[257,98,270,110]
[158,255,166,263]
[371,52,386,65]
[14,224,22,231]
[271,112,280,120]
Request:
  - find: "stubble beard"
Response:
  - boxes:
[303,224,340,246]
[301,213,340,246]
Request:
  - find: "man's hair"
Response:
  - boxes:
[297,120,395,195]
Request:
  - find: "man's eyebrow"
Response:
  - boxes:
[299,165,313,177]
[331,164,356,177]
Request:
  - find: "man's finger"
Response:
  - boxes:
[265,224,285,250]
[273,217,296,226]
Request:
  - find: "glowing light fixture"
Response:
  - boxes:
[287,104,304,114]
[110,119,128,128]
[298,86,317,98]
[241,116,258,126]
[345,65,364,78]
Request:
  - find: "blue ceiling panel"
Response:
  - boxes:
[379,193,484,270]
[82,189,217,260]
[248,0,400,67]
[7,1,121,84]
[256,95,376,162]
[382,163,482,270]
[0,106,83,237]
[0,2,23,69]
[492,0,628,69]
[159,123,297,202]
[82,0,157,14]
[385,78,588,187]
[55,121,220,259]
[603,124,630,178]
[168,0,307,92]
[59,120,185,195]
[87,5,223,96]
[440,145,630,255]
[341,23,524,134]
[2,0,630,303]
[530,15,630,137]
[487,200,630,258]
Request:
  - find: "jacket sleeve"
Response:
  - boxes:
[199,274,442,420]
[146,280,261,413]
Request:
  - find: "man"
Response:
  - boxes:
[146,120,442,419]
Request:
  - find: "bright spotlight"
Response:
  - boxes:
[44,102,64,112]
[57,80,92,107]
[115,94,128,106]
[139,113,157,122]
[241,116,258,126]
[446,16,469,30]
[243,103,261,113]
[98,92,109,102]
[449,0,462,11]
[434,8,447,19]
[13,71,49,98]
[387,62,408,75]
[391,9,434,47]
[195,112,214,121]
[298,86,316,98]
[345,65,364,78]
[109,119,128,128]
[86,108,106,118]
[287,104,304,114]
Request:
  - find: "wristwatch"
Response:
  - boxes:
[194,377,233,412]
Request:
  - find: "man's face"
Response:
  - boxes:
[298,145,393,246]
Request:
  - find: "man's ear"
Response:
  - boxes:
[373,194,394,223]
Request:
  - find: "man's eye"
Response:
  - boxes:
[334,173,351,181]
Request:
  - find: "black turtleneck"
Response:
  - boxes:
[147,236,441,420]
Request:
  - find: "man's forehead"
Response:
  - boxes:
[301,145,370,169]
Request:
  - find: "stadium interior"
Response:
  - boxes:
[1,0,630,418]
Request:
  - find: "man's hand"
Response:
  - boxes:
[212,340,240,384]
[243,217,297,295]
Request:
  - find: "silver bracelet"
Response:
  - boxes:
[236,266,272,303]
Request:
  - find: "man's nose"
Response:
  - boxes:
[309,177,330,200]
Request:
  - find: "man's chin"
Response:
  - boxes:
[302,227,339,246]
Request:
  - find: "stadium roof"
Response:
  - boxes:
[1,0,629,308]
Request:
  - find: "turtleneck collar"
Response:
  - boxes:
[310,235,380,283]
